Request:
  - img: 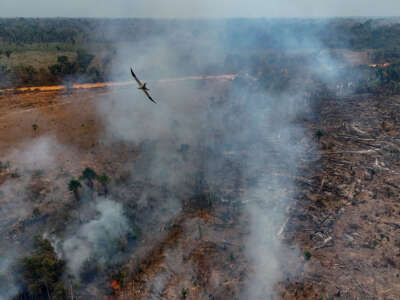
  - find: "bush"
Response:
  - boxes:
[181,288,189,299]
[57,56,69,64]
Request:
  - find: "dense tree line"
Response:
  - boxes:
[1,18,400,93]
[1,18,400,49]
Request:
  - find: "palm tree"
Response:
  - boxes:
[68,179,82,201]
[81,167,97,190]
[32,123,38,136]
[97,173,110,196]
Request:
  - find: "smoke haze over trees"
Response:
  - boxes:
[1,18,400,94]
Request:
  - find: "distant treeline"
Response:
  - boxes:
[1,18,400,94]
[1,18,400,49]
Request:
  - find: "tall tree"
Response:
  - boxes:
[81,167,97,190]
[97,173,110,196]
[68,179,82,201]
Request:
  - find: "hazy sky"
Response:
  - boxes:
[0,0,399,18]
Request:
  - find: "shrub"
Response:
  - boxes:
[57,56,69,64]
[182,288,189,299]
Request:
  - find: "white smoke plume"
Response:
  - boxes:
[62,198,131,275]
[94,17,326,298]
[0,135,69,299]
[0,251,20,300]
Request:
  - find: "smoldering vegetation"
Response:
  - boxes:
[0,137,67,298]
[61,199,131,275]
[1,17,398,300]
[94,20,332,299]
[0,136,144,298]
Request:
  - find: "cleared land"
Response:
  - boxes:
[1,79,399,299]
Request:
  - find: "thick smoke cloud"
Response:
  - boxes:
[236,90,310,298]
[0,136,68,299]
[0,136,64,223]
[61,199,131,275]
[1,0,400,18]
[94,12,334,298]
[6,136,63,170]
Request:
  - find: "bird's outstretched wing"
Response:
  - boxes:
[144,90,157,104]
[130,67,143,86]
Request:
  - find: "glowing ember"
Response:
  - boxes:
[368,62,390,68]
[111,280,120,291]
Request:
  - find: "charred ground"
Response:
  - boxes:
[0,76,399,299]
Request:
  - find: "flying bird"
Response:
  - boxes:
[130,67,157,104]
